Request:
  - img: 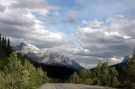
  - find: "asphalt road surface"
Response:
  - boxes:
[39,83,116,89]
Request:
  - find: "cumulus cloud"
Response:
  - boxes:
[0,0,135,69]
[37,15,135,68]
[73,16,135,68]
[10,0,49,15]
[0,4,5,12]
[0,0,70,48]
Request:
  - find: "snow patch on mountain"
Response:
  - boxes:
[15,42,84,71]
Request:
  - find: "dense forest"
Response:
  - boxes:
[0,33,49,89]
[67,51,135,89]
[26,58,76,80]
[0,33,76,88]
[17,53,76,81]
[0,33,135,89]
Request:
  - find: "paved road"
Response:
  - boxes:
[39,83,116,89]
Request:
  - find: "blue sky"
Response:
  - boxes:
[37,0,135,34]
[1,0,135,68]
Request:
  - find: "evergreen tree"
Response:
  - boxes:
[0,33,48,89]
[100,62,110,86]
[0,34,13,70]
[68,72,79,83]
[79,70,93,84]
[93,63,101,85]
[85,78,93,85]
[122,49,135,89]
[0,52,48,89]
[109,67,119,87]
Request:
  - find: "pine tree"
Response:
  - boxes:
[93,63,101,85]
[109,67,119,87]
[6,38,12,57]
[85,78,93,85]
[35,68,48,86]
[1,52,48,89]
[100,62,111,86]
[0,33,48,89]
[68,72,79,83]
[123,49,135,89]
[79,70,93,84]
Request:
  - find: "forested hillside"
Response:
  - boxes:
[68,50,135,89]
[0,33,48,89]
[0,33,76,88]
[1,32,135,89]
[31,62,76,80]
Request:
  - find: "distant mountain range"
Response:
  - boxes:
[14,42,84,71]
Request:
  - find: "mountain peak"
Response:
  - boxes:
[15,42,40,54]
[20,42,29,47]
[20,42,38,49]
[14,42,84,71]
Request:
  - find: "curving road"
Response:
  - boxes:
[39,83,116,89]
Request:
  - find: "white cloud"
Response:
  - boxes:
[80,63,97,69]
[10,0,49,15]
[0,0,70,48]
[74,16,135,65]
[0,0,135,68]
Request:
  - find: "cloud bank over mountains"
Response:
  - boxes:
[0,0,70,48]
[0,0,135,68]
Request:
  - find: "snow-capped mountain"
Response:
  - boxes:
[15,42,84,71]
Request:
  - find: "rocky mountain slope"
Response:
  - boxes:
[14,42,84,71]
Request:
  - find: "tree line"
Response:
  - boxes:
[0,33,48,89]
[68,62,119,87]
[1,32,135,89]
[0,33,76,88]
[68,50,135,89]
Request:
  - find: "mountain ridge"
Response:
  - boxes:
[14,42,84,71]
